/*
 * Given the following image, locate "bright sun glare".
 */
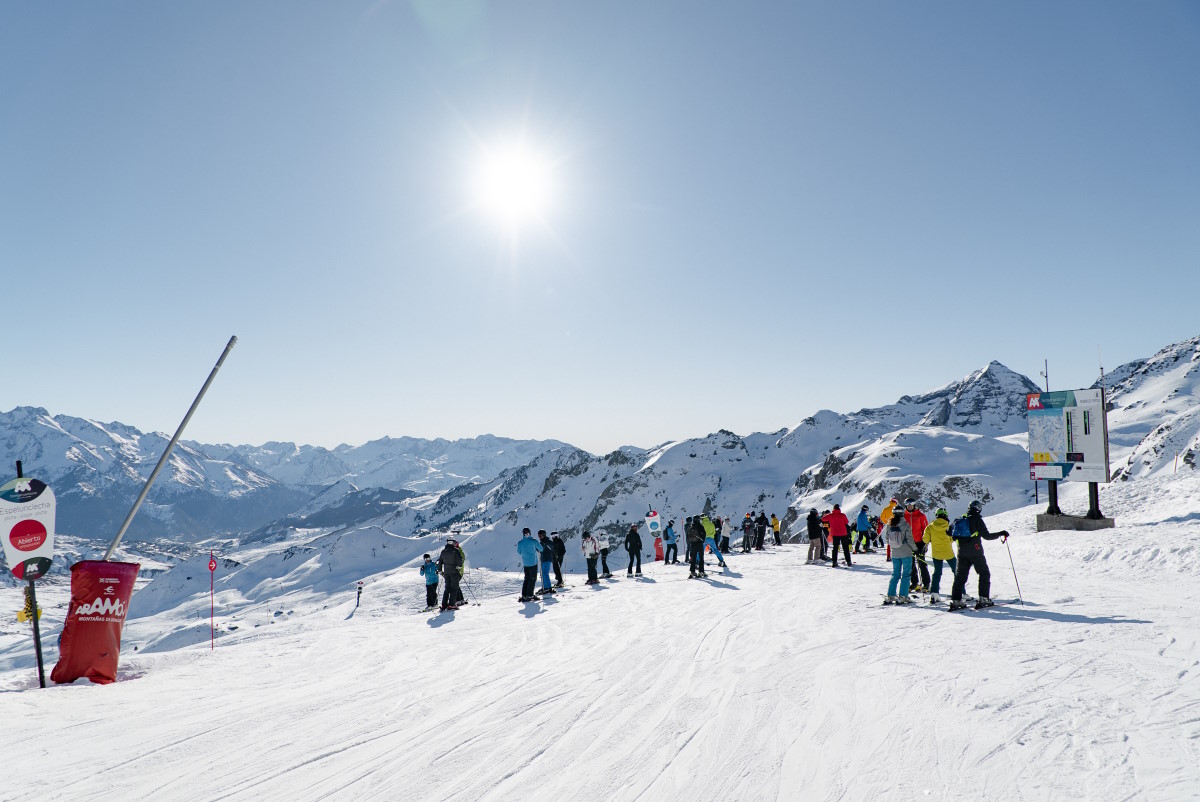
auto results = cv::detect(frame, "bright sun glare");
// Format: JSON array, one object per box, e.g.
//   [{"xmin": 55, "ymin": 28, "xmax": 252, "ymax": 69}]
[{"xmin": 474, "ymin": 142, "xmax": 553, "ymax": 228}]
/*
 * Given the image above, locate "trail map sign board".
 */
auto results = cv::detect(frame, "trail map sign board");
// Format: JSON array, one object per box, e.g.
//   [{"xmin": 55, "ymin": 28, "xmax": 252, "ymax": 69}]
[{"xmin": 1026, "ymin": 389, "xmax": 1111, "ymax": 483}]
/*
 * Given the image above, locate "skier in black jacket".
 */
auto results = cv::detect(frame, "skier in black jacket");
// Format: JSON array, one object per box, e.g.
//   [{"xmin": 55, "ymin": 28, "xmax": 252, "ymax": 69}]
[
  {"xmin": 741, "ymin": 514, "xmax": 754, "ymax": 553},
  {"xmin": 624, "ymin": 523, "xmax": 643, "ymax": 577},
  {"xmin": 949, "ymin": 500, "xmax": 1010, "ymax": 611},
  {"xmin": 806, "ymin": 509, "xmax": 823, "ymax": 564},
  {"xmin": 436, "ymin": 538, "xmax": 466, "ymax": 610},
  {"xmin": 686, "ymin": 516, "xmax": 707, "ymax": 577},
  {"xmin": 754, "ymin": 512, "xmax": 769, "ymax": 550},
  {"xmin": 551, "ymin": 532, "xmax": 566, "ymax": 587}
]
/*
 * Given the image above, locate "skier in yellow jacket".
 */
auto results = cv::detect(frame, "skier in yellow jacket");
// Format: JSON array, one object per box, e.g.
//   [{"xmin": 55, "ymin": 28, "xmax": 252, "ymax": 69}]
[{"xmin": 923, "ymin": 508, "xmax": 956, "ymax": 604}]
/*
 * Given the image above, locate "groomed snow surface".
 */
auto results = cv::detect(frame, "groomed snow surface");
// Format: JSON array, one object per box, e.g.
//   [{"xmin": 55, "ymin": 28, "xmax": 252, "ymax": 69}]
[{"xmin": 2, "ymin": 474, "xmax": 1199, "ymax": 801}]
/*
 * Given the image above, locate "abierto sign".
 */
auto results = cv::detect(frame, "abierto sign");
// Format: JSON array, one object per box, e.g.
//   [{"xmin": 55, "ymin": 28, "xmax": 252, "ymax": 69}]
[
  {"xmin": 1026, "ymin": 389, "xmax": 1111, "ymax": 483},
  {"xmin": 0, "ymin": 477, "xmax": 56, "ymax": 580}
]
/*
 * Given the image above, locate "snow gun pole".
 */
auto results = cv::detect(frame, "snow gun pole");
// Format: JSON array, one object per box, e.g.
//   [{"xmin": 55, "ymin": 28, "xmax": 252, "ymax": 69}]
[
  {"xmin": 1004, "ymin": 537, "xmax": 1024, "ymax": 605},
  {"xmin": 103, "ymin": 336, "xmax": 238, "ymax": 562}
]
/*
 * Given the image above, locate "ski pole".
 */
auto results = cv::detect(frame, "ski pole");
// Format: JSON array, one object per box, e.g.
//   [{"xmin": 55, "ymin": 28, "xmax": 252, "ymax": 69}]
[{"xmin": 1004, "ymin": 537, "xmax": 1024, "ymax": 605}]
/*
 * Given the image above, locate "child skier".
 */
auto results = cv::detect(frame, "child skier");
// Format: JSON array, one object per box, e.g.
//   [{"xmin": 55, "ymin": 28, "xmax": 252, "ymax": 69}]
[
  {"xmin": 948, "ymin": 501, "xmax": 1010, "ymax": 611},
  {"xmin": 419, "ymin": 554, "xmax": 439, "ymax": 610}
]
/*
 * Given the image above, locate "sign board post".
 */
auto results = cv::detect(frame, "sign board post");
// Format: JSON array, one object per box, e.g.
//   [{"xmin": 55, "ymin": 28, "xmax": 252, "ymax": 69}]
[
  {"xmin": 209, "ymin": 552, "xmax": 217, "ymax": 650},
  {"xmin": 1, "ymin": 461, "xmax": 55, "ymax": 688},
  {"xmin": 1026, "ymin": 389, "xmax": 1115, "ymax": 531},
  {"xmin": 645, "ymin": 508, "xmax": 663, "ymax": 561}
]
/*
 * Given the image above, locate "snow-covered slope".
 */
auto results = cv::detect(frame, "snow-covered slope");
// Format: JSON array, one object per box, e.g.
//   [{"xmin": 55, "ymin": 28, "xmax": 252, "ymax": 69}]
[
  {"xmin": 1100, "ymin": 336, "xmax": 1200, "ymax": 479},
  {"xmin": 1, "ymin": 471, "xmax": 1196, "ymax": 801}
]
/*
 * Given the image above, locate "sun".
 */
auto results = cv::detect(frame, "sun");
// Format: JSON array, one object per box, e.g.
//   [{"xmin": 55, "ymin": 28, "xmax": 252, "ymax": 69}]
[{"xmin": 473, "ymin": 141, "xmax": 554, "ymax": 228}]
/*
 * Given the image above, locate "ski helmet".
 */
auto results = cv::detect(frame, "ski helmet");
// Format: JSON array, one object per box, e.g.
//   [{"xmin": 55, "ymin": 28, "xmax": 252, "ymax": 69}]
[
  {"xmin": 861, "ymin": 505, "xmax": 869, "ymax": 511},
  {"xmin": 934, "ymin": 508, "xmax": 948, "ymax": 520},
  {"xmin": 423, "ymin": 553, "xmax": 431, "ymax": 560},
  {"xmin": 904, "ymin": 498, "xmax": 916, "ymax": 507},
  {"xmin": 968, "ymin": 500, "xmax": 983, "ymax": 514},
  {"xmin": 809, "ymin": 508, "xmax": 818, "ymax": 515}
]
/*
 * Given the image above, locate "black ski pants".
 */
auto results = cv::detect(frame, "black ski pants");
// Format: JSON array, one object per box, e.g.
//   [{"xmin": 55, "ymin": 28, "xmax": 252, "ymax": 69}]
[
  {"xmin": 911, "ymin": 542, "xmax": 931, "ymax": 589},
  {"xmin": 754, "ymin": 528, "xmax": 766, "ymax": 549},
  {"xmin": 586, "ymin": 556, "xmax": 599, "ymax": 583},
  {"xmin": 425, "ymin": 583, "xmax": 438, "ymax": 608},
  {"xmin": 690, "ymin": 541, "xmax": 705, "ymax": 573},
  {"xmin": 600, "ymin": 548, "xmax": 610, "ymax": 575},
  {"xmin": 627, "ymin": 549, "xmax": 641, "ymax": 574},
  {"xmin": 950, "ymin": 540, "xmax": 991, "ymax": 601},
  {"xmin": 442, "ymin": 569, "xmax": 462, "ymax": 608},
  {"xmin": 831, "ymin": 536, "xmax": 852, "ymax": 566},
  {"xmin": 720, "ymin": 536, "xmax": 730, "ymax": 553},
  {"xmin": 664, "ymin": 543, "xmax": 678, "ymax": 563},
  {"xmin": 552, "ymin": 558, "xmax": 563, "ymax": 585},
  {"xmin": 521, "ymin": 565, "xmax": 538, "ymax": 598}
]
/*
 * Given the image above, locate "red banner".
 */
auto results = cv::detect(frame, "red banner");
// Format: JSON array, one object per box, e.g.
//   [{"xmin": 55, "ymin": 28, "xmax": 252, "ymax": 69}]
[{"xmin": 51, "ymin": 561, "xmax": 140, "ymax": 685}]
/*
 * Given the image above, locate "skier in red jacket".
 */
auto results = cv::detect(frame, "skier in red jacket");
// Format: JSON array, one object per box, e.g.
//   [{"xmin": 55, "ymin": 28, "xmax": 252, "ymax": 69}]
[
  {"xmin": 903, "ymin": 499, "xmax": 931, "ymax": 592},
  {"xmin": 822, "ymin": 504, "xmax": 853, "ymax": 568}
]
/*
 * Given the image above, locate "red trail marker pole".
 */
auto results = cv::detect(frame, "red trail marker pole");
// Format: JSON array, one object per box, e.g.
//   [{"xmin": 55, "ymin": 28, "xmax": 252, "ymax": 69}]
[{"xmin": 209, "ymin": 551, "xmax": 217, "ymax": 650}]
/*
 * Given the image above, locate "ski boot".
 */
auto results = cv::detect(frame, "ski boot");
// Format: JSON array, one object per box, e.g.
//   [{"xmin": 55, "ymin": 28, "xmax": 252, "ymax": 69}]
[
  {"xmin": 948, "ymin": 600, "xmax": 969, "ymax": 612},
  {"xmin": 974, "ymin": 597, "xmax": 994, "ymax": 609},
  {"xmin": 929, "ymin": 593, "xmax": 941, "ymax": 604},
  {"xmin": 882, "ymin": 596, "xmax": 896, "ymax": 605}
]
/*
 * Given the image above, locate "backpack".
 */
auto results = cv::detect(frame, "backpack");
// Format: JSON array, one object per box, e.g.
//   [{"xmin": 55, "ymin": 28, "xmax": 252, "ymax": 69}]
[{"xmin": 951, "ymin": 516, "xmax": 972, "ymax": 539}]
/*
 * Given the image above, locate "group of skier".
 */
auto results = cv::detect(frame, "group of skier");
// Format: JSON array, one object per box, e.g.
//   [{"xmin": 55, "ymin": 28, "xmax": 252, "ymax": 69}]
[
  {"xmin": 801, "ymin": 497, "xmax": 1010, "ymax": 610},
  {"xmin": 420, "ymin": 498, "xmax": 1009, "ymax": 613}
]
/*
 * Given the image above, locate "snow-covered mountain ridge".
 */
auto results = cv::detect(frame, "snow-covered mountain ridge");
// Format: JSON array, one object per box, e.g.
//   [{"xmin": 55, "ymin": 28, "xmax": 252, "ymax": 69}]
[{"xmin": 0, "ymin": 407, "xmax": 568, "ymax": 543}]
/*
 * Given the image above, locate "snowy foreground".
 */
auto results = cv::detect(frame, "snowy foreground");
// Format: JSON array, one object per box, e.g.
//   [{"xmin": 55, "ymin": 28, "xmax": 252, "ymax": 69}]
[{"xmin": 3, "ymin": 476, "xmax": 1199, "ymax": 801}]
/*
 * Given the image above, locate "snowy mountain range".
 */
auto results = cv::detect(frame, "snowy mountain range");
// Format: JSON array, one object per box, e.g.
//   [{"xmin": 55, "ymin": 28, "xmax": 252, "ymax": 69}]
[
  {"xmin": 4, "ymin": 335, "xmax": 1199, "ymax": 577},
  {"xmin": 0, "ymin": 408, "xmax": 565, "ymax": 543}
]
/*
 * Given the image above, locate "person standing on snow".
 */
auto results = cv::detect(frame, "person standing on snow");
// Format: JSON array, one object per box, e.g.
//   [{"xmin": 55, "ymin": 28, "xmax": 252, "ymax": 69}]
[
  {"xmin": 805, "ymin": 509, "xmax": 823, "ymax": 563},
  {"xmin": 436, "ymin": 537, "xmax": 466, "ymax": 610},
  {"xmin": 853, "ymin": 505, "xmax": 874, "ymax": 554},
  {"xmin": 624, "ymin": 523, "xmax": 643, "ymax": 577},
  {"xmin": 596, "ymin": 531, "xmax": 613, "ymax": 578},
  {"xmin": 581, "ymin": 531, "xmax": 601, "ymax": 585},
  {"xmin": 716, "ymin": 516, "xmax": 731, "ymax": 554},
  {"xmin": 904, "ymin": 500, "xmax": 931, "ymax": 592},
  {"xmin": 822, "ymin": 505, "xmax": 853, "ymax": 567},
  {"xmin": 880, "ymin": 497, "xmax": 900, "ymax": 527},
  {"xmin": 516, "ymin": 528, "xmax": 542, "ymax": 602},
  {"xmin": 687, "ymin": 515, "xmax": 708, "ymax": 577},
  {"xmin": 923, "ymin": 508, "xmax": 956, "ymax": 604},
  {"xmin": 419, "ymin": 553, "xmax": 439, "ymax": 610},
  {"xmin": 700, "ymin": 513, "xmax": 727, "ymax": 568},
  {"xmin": 949, "ymin": 501, "xmax": 1009, "ymax": 611},
  {"xmin": 754, "ymin": 512, "xmax": 769, "ymax": 550},
  {"xmin": 663, "ymin": 520, "xmax": 679, "ymax": 564},
  {"xmin": 741, "ymin": 513, "xmax": 754, "ymax": 553},
  {"xmin": 883, "ymin": 512, "xmax": 916, "ymax": 604},
  {"xmin": 551, "ymin": 532, "xmax": 567, "ymax": 587},
  {"xmin": 537, "ymin": 530, "xmax": 557, "ymax": 595},
  {"xmin": 770, "ymin": 513, "xmax": 782, "ymax": 546}
]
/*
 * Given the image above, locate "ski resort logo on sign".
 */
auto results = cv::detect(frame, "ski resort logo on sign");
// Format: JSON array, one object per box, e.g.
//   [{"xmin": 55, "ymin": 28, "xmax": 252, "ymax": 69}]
[{"xmin": 0, "ymin": 477, "xmax": 48, "ymax": 504}]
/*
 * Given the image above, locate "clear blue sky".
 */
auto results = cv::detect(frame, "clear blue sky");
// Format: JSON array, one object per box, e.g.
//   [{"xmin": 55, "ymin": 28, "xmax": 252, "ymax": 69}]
[{"xmin": 3, "ymin": 2, "xmax": 1198, "ymax": 455}]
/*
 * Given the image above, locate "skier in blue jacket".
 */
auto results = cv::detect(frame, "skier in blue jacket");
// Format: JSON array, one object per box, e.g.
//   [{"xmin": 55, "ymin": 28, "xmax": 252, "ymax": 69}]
[
  {"xmin": 419, "ymin": 554, "xmax": 439, "ymax": 610},
  {"xmin": 663, "ymin": 520, "xmax": 679, "ymax": 564},
  {"xmin": 516, "ymin": 528, "xmax": 543, "ymax": 602},
  {"xmin": 854, "ymin": 505, "xmax": 875, "ymax": 554}
]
